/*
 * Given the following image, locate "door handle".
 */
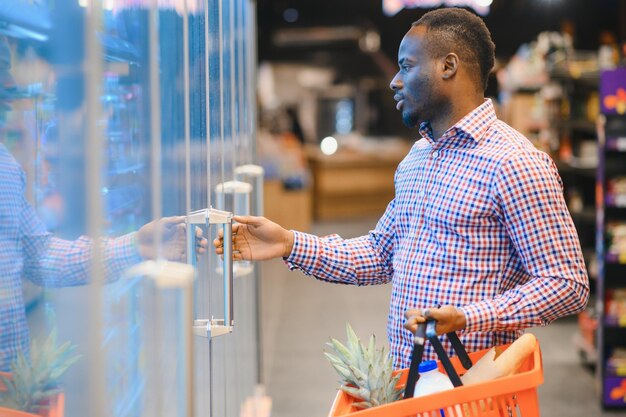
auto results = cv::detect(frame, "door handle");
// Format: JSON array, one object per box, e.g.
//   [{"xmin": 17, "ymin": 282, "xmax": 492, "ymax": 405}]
[
  {"xmin": 215, "ymin": 180, "xmax": 254, "ymax": 276},
  {"xmin": 187, "ymin": 207, "xmax": 234, "ymax": 338},
  {"xmin": 234, "ymin": 164, "xmax": 265, "ymax": 216}
]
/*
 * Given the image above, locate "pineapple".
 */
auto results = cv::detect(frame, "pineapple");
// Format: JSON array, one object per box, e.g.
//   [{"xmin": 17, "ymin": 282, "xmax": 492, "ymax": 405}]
[
  {"xmin": 0, "ymin": 329, "xmax": 81, "ymax": 414},
  {"xmin": 325, "ymin": 323, "xmax": 403, "ymax": 410}
]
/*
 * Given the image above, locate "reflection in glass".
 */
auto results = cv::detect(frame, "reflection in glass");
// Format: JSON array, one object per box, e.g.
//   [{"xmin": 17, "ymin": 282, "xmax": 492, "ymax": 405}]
[{"xmin": 0, "ymin": 0, "xmax": 257, "ymax": 416}]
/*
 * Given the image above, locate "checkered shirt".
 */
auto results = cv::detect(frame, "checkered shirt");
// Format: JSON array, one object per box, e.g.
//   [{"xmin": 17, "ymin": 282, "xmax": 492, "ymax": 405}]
[
  {"xmin": 0, "ymin": 143, "xmax": 142, "ymax": 371},
  {"xmin": 286, "ymin": 100, "xmax": 589, "ymax": 369}
]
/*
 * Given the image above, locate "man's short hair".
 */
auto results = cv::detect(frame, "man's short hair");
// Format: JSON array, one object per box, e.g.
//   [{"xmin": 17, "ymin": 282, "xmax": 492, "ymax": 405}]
[{"xmin": 412, "ymin": 8, "xmax": 495, "ymax": 92}]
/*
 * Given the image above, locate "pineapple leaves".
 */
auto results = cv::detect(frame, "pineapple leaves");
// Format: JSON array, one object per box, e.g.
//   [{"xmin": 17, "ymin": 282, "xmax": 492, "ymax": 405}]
[
  {"xmin": 0, "ymin": 328, "xmax": 81, "ymax": 413},
  {"xmin": 324, "ymin": 323, "xmax": 403, "ymax": 410}
]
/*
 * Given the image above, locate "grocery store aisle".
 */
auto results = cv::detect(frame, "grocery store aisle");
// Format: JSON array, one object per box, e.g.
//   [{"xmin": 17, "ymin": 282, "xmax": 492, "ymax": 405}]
[{"xmin": 260, "ymin": 219, "xmax": 620, "ymax": 417}]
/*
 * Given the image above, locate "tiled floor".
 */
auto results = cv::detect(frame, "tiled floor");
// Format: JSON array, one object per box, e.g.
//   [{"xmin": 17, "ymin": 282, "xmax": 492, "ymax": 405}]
[{"xmin": 260, "ymin": 219, "xmax": 625, "ymax": 417}]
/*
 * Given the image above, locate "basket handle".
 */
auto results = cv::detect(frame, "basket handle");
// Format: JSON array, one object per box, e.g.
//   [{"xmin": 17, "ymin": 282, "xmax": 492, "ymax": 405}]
[
  {"xmin": 426, "ymin": 321, "xmax": 463, "ymax": 387},
  {"xmin": 445, "ymin": 326, "xmax": 473, "ymax": 370},
  {"xmin": 403, "ymin": 322, "xmax": 427, "ymax": 399},
  {"xmin": 403, "ymin": 319, "xmax": 474, "ymax": 398}
]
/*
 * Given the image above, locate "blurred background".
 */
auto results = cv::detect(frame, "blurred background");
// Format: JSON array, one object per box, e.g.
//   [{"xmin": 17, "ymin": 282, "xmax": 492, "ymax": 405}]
[{"xmin": 0, "ymin": 0, "xmax": 625, "ymax": 417}]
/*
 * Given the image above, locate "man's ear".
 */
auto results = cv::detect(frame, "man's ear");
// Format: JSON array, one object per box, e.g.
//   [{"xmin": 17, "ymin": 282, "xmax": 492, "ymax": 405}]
[{"xmin": 441, "ymin": 53, "xmax": 459, "ymax": 79}]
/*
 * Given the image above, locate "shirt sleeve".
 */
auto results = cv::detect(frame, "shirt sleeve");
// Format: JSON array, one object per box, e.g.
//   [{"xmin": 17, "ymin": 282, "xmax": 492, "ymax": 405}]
[
  {"xmin": 460, "ymin": 151, "xmax": 589, "ymax": 332},
  {"xmin": 284, "ymin": 198, "xmax": 397, "ymax": 286},
  {"xmin": 20, "ymin": 192, "xmax": 143, "ymax": 287}
]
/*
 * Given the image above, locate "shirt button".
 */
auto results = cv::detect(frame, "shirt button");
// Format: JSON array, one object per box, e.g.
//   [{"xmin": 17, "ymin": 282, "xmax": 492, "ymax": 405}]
[{"xmin": 432, "ymin": 151, "xmax": 439, "ymax": 159}]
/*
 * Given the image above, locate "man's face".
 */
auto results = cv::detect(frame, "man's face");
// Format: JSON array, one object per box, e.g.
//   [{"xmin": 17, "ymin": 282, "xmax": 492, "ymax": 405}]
[{"xmin": 389, "ymin": 26, "xmax": 440, "ymax": 129}]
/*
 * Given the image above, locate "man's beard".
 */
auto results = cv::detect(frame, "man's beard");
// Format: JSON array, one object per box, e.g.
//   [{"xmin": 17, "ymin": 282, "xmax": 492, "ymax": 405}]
[{"xmin": 401, "ymin": 109, "xmax": 420, "ymax": 129}]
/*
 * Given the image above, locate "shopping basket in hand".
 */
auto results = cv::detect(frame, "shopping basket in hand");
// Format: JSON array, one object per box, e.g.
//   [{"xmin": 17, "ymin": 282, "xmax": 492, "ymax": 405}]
[{"xmin": 329, "ymin": 320, "xmax": 543, "ymax": 417}]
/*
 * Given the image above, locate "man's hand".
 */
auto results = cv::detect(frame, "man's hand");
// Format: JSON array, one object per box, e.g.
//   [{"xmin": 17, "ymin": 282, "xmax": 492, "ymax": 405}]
[
  {"xmin": 213, "ymin": 215, "xmax": 294, "ymax": 261},
  {"xmin": 137, "ymin": 216, "xmax": 208, "ymax": 262},
  {"xmin": 404, "ymin": 305, "xmax": 467, "ymax": 335}
]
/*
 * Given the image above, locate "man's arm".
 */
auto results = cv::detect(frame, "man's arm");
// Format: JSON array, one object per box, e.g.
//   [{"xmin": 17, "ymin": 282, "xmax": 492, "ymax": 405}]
[
  {"xmin": 216, "ymin": 198, "xmax": 397, "ymax": 286},
  {"xmin": 20, "ymin": 195, "xmax": 143, "ymax": 287},
  {"xmin": 285, "ymin": 198, "xmax": 396, "ymax": 285},
  {"xmin": 21, "ymin": 195, "xmax": 202, "ymax": 287},
  {"xmin": 460, "ymin": 151, "xmax": 589, "ymax": 333}
]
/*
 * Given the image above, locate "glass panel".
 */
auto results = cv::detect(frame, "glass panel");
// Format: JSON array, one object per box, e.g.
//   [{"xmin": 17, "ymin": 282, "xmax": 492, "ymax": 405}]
[
  {"xmin": 1, "ymin": 1, "xmax": 101, "ymax": 415},
  {"xmin": 0, "ymin": 0, "xmax": 257, "ymax": 416}
]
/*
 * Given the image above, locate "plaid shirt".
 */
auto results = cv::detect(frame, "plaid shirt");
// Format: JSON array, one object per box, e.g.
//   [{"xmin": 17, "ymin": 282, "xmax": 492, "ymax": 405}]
[
  {"xmin": 0, "ymin": 143, "xmax": 142, "ymax": 371},
  {"xmin": 286, "ymin": 100, "xmax": 589, "ymax": 369}
]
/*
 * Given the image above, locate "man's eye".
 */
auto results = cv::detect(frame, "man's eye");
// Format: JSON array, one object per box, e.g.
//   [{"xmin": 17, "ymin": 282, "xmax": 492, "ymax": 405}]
[{"xmin": 402, "ymin": 65, "xmax": 411, "ymax": 71}]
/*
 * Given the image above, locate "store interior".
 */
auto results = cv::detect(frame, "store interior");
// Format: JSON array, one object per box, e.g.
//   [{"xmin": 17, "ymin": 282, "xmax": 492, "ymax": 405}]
[
  {"xmin": 256, "ymin": 0, "xmax": 626, "ymax": 416},
  {"xmin": 0, "ymin": 0, "xmax": 626, "ymax": 416}
]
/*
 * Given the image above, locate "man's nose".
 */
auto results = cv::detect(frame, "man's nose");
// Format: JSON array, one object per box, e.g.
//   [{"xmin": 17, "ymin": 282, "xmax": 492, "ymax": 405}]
[{"xmin": 389, "ymin": 73, "xmax": 402, "ymax": 91}]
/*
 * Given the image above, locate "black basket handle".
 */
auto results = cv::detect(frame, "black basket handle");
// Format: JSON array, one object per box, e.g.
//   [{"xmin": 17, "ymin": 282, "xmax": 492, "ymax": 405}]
[
  {"xmin": 403, "ymin": 322, "xmax": 427, "ymax": 399},
  {"xmin": 403, "ymin": 319, "xmax": 473, "ymax": 399}
]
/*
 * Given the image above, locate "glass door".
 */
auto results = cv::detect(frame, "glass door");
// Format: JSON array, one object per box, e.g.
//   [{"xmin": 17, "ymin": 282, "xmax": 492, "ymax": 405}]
[{"xmin": 0, "ymin": 0, "xmax": 259, "ymax": 416}]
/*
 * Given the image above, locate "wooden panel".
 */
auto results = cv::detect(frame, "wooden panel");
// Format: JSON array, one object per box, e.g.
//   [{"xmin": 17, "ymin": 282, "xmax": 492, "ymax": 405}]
[
  {"xmin": 315, "ymin": 192, "xmax": 395, "ymax": 221},
  {"xmin": 306, "ymin": 144, "xmax": 409, "ymax": 221},
  {"xmin": 264, "ymin": 180, "xmax": 312, "ymax": 232},
  {"xmin": 315, "ymin": 166, "xmax": 396, "ymax": 195}
]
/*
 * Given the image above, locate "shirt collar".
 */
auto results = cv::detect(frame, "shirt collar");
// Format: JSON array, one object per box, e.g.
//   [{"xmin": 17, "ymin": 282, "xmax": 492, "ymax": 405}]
[{"xmin": 418, "ymin": 99, "xmax": 497, "ymax": 146}]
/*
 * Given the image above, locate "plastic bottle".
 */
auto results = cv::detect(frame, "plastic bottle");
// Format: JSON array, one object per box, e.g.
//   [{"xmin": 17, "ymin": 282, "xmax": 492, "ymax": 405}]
[
  {"xmin": 414, "ymin": 360, "xmax": 454, "ymax": 396},
  {"xmin": 414, "ymin": 360, "xmax": 454, "ymax": 417}
]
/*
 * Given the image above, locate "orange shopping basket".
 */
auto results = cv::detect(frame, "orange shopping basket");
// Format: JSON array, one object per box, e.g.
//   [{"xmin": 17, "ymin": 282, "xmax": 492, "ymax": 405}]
[{"xmin": 329, "ymin": 320, "xmax": 543, "ymax": 417}]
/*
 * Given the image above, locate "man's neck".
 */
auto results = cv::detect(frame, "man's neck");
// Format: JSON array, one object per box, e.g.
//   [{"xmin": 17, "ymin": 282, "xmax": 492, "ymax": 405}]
[{"xmin": 430, "ymin": 95, "xmax": 484, "ymax": 140}]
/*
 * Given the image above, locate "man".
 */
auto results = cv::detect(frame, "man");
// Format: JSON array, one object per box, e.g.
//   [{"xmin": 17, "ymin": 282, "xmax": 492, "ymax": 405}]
[
  {"xmin": 214, "ymin": 8, "xmax": 589, "ymax": 369},
  {"xmin": 0, "ymin": 35, "xmax": 206, "ymax": 371}
]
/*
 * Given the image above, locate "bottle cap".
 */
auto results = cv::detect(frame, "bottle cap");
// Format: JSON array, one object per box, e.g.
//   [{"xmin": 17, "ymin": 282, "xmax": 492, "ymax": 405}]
[{"xmin": 418, "ymin": 360, "xmax": 438, "ymax": 373}]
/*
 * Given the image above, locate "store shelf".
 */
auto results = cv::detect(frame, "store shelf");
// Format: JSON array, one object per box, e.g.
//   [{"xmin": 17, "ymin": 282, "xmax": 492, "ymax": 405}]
[
  {"xmin": 598, "ymin": 68, "xmax": 626, "ymax": 410},
  {"xmin": 556, "ymin": 160, "xmax": 597, "ymax": 177},
  {"xmin": 606, "ymin": 197, "xmax": 626, "ymax": 208},
  {"xmin": 605, "ymin": 262, "xmax": 626, "ymax": 271},
  {"xmin": 604, "ymin": 322, "xmax": 626, "ymax": 329},
  {"xmin": 606, "ymin": 253, "xmax": 626, "ymax": 264},
  {"xmin": 557, "ymin": 119, "xmax": 597, "ymax": 133},
  {"xmin": 570, "ymin": 208, "xmax": 597, "ymax": 223},
  {"xmin": 607, "ymin": 137, "xmax": 626, "ymax": 152},
  {"xmin": 549, "ymin": 67, "xmax": 600, "ymax": 88}
]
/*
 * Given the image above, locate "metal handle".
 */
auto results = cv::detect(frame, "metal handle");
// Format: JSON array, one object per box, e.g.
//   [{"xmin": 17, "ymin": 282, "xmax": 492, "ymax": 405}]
[
  {"xmin": 221, "ymin": 221, "xmax": 234, "ymax": 328},
  {"xmin": 234, "ymin": 164, "xmax": 265, "ymax": 216},
  {"xmin": 187, "ymin": 207, "xmax": 234, "ymax": 338},
  {"xmin": 216, "ymin": 179, "xmax": 255, "ymax": 277}
]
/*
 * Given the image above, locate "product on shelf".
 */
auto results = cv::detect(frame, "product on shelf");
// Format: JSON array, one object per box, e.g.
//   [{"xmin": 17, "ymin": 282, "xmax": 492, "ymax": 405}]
[
  {"xmin": 607, "ymin": 348, "xmax": 626, "ymax": 377},
  {"xmin": 607, "ymin": 176, "xmax": 626, "ymax": 207},
  {"xmin": 607, "ymin": 136, "xmax": 626, "ymax": 151},
  {"xmin": 605, "ymin": 347, "xmax": 626, "ymax": 406},
  {"xmin": 606, "ymin": 222, "xmax": 626, "ymax": 263},
  {"xmin": 605, "ymin": 289, "xmax": 626, "ymax": 327}
]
